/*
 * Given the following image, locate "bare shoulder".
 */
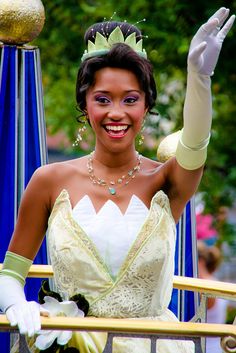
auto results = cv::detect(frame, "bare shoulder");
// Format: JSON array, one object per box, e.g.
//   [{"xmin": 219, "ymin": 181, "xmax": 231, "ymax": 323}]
[
  {"xmin": 136, "ymin": 155, "xmax": 168, "ymax": 196},
  {"xmin": 32, "ymin": 156, "xmax": 87, "ymax": 182},
  {"xmin": 141, "ymin": 155, "xmax": 163, "ymax": 172},
  {"xmin": 23, "ymin": 157, "xmax": 87, "ymax": 207},
  {"xmin": 141, "ymin": 155, "xmax": 167, "ymax": 184}
]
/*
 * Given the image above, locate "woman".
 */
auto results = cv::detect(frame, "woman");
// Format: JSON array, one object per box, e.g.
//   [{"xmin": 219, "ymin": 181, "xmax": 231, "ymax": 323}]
[{"xmin": 0, "ymin": 7, "xmax": 234, "ymax": 353}]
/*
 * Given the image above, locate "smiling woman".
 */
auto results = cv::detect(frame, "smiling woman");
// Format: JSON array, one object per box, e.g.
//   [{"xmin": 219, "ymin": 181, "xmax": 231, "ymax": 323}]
[
  {"xmin": 0, "ymin": 7, "xmax": 235, "ymax": 353},
  {"xmin": 85, "ymin": 67, "xmax": 147, "ymax": 153}
]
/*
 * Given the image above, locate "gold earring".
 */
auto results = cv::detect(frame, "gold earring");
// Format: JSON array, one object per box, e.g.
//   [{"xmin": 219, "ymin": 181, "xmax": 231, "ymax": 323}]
[
  {"xmin": 138, "ymin": 132, "xmax": 145, "ymax": 145},
  {"xmin": 138, "ymin": 120, "xmax": 146, "ymax": 145},
  {"xmin": 73, "ymin": 119, "xmax": 87, "ymax": 147}
]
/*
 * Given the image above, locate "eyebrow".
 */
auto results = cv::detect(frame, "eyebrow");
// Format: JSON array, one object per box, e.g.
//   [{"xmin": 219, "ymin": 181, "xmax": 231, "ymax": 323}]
[{"xmin": 92, "ymin": 89, "xmax": 142, "ymax": 94}]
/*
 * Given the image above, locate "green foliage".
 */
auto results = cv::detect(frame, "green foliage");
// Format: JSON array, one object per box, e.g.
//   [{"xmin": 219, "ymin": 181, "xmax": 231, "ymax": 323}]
[{"xmin": 34, "ymin": 0, "xmax": 236, "ymax": 239}]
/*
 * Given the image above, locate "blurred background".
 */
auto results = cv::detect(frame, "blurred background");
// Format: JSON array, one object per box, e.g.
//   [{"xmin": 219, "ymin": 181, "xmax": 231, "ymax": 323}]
[{"xmin": 32, "ymin": 0, "xmax": 236, "ymax": 322}]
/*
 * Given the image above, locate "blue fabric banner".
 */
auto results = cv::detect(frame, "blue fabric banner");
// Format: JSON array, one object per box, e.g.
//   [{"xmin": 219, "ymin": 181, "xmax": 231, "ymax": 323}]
[
  {"xmin": 0, "ymin": 45, "xmax": 18, "ymax": 352},
  {"xmin": 169, "ymin": 198, "xmax": 199, "ymax": 321},
  {"xmin": 20, "ymin": 49, "xmax": 48, "ymax": 302},
  {"xmin": 0, "ymin": 45, "xmax": 48, "ymax": 351}
]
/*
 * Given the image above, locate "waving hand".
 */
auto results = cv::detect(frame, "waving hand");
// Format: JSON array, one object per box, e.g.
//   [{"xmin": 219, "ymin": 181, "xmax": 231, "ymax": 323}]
[{"xmin": 188, "ymin": 7, "xmax": 235, "ymax": 75}]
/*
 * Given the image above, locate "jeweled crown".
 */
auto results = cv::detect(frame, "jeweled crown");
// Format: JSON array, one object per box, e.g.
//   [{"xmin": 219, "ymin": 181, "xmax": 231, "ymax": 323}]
[{"xmin": 81, "ymin": 26, "xmax": 147, "ymax": 61}]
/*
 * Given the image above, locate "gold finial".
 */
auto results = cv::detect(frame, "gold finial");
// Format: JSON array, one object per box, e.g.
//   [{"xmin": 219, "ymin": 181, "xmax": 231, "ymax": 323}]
[
  {"xmin": 157, "ymin": 130, "xmax": 181, "ymax": 162},
  {"xmin": 0, "ymin": 0, "xmax": 45, "ymax": 45}
]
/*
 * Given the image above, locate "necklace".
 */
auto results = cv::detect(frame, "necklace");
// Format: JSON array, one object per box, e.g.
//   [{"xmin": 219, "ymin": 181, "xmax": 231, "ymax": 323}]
[{"xmin": 87, "ymin": 151, "xmax": 142, "ymax": 195}]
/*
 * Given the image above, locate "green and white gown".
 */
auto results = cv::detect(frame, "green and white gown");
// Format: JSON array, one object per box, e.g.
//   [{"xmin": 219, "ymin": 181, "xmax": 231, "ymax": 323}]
[{"xmin": 29, "ymin": 189, "xmax": 195, "ymax": 353}]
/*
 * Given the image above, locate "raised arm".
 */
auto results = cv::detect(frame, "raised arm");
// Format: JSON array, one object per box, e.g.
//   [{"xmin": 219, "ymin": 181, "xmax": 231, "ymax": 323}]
[
  {"xmin": 166, "ymin": 7, "xmax": 235, "ymax": 220},
  {"xmin": 177, "ymin": 7, "xmax": 235, "ymax": 168}
]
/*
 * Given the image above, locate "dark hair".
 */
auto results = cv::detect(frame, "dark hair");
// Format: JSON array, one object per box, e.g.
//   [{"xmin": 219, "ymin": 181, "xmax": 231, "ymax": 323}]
[
  {"xmin": 197, "ymin": 241, "xmax": 222, "ymax": 274},
  {"xmin": 76, "ymin": 21, "xmax": 157, "ymax": 116},
  {"xmin": 84, "ymin": 21, "xmax": 143, "ymax": 43}
]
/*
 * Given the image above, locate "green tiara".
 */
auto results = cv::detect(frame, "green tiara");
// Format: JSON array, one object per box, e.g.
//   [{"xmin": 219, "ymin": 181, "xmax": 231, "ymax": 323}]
[{"xmin": 81, "ymin": 26, "xmax": 147, "ymax": 61}]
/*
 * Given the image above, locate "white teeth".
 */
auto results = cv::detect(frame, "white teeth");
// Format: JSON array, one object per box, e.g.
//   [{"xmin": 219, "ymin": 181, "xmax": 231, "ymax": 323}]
[{"xmin": 106, "ymin": 125, "xmax": 128, "ymax": 131}]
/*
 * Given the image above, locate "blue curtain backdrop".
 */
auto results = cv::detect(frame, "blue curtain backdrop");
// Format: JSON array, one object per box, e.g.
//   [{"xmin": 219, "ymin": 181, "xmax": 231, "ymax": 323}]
[{"xmin": 0, "ymin": 45, "xmax": 48, "ymax": 352}]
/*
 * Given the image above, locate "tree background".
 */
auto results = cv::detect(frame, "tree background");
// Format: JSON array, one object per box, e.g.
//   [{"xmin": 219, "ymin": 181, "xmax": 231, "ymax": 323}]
[{"xmin": 34, "ymin": 0, "xmax": 236, "ymax": 244}]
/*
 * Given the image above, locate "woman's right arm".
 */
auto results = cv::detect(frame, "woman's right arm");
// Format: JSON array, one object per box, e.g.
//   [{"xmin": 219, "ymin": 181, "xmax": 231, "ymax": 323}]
[
  {"xmin": 8, "ymin": 165, "xmax": 52, "ymax": 258},
  {"xmin": 0, "ymin": 165, "xmax": 53, "ymax": 336}
]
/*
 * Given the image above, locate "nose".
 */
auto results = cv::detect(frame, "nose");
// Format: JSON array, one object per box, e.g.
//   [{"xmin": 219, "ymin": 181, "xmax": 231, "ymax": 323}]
[{"xmin": 107, "ymin": 103, "xmax": 125, "ymax": 120}]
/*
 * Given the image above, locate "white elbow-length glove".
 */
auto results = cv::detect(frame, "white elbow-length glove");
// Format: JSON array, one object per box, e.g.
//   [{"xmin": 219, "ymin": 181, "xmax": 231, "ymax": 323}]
[
  {"xmin": 0, "ymin": 251, "xmax": 48, "ymax": 337},
  {"xmin": 176, "ymin": 7, "xmax": 235, "ymax": 170},
  {"xmin": 0, "ymin": 275, "xmax": 42, "ymax": 337}
]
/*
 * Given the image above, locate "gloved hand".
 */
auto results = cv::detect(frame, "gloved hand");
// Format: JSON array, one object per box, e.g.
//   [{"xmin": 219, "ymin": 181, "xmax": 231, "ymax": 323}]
[
  {"xmin": 0, "ymin": 275, "xmax": 49, "ymax": 337},
  {"xmin": 188, "ymin": 7, "xmax": 235, "ymax": 75},
  {"xmin": 176, "ymin": 7, "xmax": 235, "ymax": 169},
  {"xmin": 6, "ymin": 300, "xmax": 42, "ymax": 337}
]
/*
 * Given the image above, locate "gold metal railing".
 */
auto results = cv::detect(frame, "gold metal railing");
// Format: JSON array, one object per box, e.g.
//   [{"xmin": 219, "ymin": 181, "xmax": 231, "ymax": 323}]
[
  {"xmin": 2, "ymin": 264, "xmax": 234, "ymax": 300},
  {"xmin": 0, "ymin": 315, "xmax": 235, "ymax": 337},
  {"xmin": 1, "ymin": 264, "xmax": 236, "ymax": 353}
]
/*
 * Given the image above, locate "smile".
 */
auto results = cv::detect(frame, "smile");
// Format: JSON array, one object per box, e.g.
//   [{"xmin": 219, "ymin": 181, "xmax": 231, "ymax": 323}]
[{"xmin": 104, "ymin": 124, "xmax": 129, "ymax": 138}]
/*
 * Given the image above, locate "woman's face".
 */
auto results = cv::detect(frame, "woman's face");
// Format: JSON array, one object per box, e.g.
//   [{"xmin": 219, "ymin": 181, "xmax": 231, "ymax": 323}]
[{"xmin": 85, "ymin": 67, "xmax": 147, "ymax": 152}]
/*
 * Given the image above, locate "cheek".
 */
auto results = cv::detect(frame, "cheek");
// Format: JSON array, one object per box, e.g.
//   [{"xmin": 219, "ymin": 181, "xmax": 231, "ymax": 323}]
[
  {"xmin": 86, "ymin": 104, "xmax": 100, "ymax": 120},
  {"xmin": 86, "ymin": 108, "xmax": 104, "ymax": 130},
  {"xmin": 132, "ymin": 106, "xmax": 146, "ymax": 122}
]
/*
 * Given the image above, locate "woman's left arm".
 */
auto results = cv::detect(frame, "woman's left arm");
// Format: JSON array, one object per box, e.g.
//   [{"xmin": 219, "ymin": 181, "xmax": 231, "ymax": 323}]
[
  {"xmin": 167, "ymin": 7, "xmax": 235, "ymax": 220},
  {"xmin": 177, "ymin": 7, "xmax": 234, "ymax": 168}
]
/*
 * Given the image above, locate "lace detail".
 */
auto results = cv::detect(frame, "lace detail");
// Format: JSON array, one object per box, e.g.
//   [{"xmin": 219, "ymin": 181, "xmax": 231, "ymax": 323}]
[
  {"xmin": 49, "ymin": 191, "xmax": 113, "ymax": 279},
  {"xmin": 47, "ymin": 200, "xmax": 113, "ymax": 301},
  {"xmin": 119, "ymin": 191, "xmax": 174, "ymax": 275}
]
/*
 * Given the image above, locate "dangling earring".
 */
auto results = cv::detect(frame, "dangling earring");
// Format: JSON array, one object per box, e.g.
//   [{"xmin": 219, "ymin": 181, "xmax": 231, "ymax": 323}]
[
  {"xmin": 73, "ymin": 117, "xmax": 87, "ymax": 147},
  {"xmin": 138, "ymin": 123, "xmax": 145, "ymax": 146},
  {"xmin": 138, "ymin": 130, "xmax": 145, "ymax": 145}
]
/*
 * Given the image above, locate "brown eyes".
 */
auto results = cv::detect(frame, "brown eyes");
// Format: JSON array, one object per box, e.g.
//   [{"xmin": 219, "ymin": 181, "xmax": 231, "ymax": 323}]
[
  {"xmin": 95, "ymin": 96, "xmax": 110, "ymax": 104},
  {"xmin": 95, "ymin": 96, "xmax": 139, "ymax": 104}
]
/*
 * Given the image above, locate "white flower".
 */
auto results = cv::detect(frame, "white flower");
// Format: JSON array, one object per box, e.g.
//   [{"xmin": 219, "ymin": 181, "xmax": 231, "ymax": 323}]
[{"xmin": 35, "ymin": 296, "xmax": 84, "ymax": 350}]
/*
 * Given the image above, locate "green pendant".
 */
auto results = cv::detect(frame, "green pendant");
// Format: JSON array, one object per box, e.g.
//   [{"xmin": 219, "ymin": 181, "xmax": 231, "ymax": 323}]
[{"xmin": 108, "ymin": 187, "xmax": 116, "ymax": 195}]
